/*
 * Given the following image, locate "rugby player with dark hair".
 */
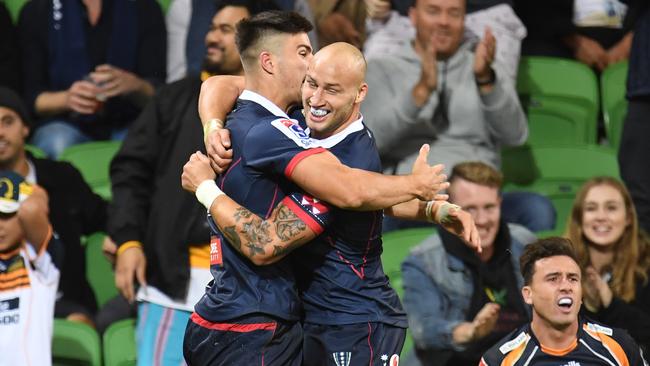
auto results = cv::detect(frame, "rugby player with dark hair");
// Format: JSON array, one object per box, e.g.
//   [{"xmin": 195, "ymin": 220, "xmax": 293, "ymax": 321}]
[
  {"xmin": 182, "ymin": 11, "xmax": 454, "ymax": 365},
  {"xmin": 480, "ymin": 237, "xmax": 648, "ymax": 365}
]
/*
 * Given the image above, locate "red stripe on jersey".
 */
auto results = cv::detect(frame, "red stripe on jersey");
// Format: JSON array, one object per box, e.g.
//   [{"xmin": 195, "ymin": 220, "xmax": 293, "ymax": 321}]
[
  {"xmin": 281, "ymin": 196, "xmax": 325, "ymax": 235},
  {"xmin": 190, "ymin": 312, "xmax": 277, "ymax": 332},
  {"xmin": 284, "ymin": 148, "xmax": 327, "ymax": 178}
]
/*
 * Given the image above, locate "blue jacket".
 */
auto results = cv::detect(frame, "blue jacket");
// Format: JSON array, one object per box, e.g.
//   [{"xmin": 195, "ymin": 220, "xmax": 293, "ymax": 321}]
[{"xmin": 401, "ymin": 223, "xmax": 536, "ymax": 366}]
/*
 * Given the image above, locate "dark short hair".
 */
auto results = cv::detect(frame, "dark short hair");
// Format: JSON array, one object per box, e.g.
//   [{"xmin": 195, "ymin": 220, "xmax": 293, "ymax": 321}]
[
  {"xmin": 520, "ymin": 237, "xmax": 580, "ymax": 285},
  {"xmin": 0, "ymin": 87, "xmax": 30, "ymax": 127},
  {"xmin": 235, "ymin": 10, "xmax": 312, "ymax": 62}
]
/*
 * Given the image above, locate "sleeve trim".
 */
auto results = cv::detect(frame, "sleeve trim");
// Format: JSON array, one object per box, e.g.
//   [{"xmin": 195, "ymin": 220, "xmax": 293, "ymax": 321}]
[
  {"xmin": 284, "ymin": 147, "xmax": 327, "ymax": 178},
  {"xmin": 281, "ymin": 196, "xmax": 325, "ymax": 236}
]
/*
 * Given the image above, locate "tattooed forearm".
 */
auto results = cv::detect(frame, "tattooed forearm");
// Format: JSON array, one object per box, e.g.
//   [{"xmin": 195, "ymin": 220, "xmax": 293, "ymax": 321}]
[
  {"xmin": 222, "ymin": 226, "xmax": 242, "ymax": 252},
  {"xmin": 215, "ymin": 202, "xmax": 316, "ymax": 264},
  {"xmin": 233, "ymin": 207, "xmax": 253, "ymax": 222},
  {"xmin": 275, "ymin": 205, "xmax": 307, "ymax": 241}
]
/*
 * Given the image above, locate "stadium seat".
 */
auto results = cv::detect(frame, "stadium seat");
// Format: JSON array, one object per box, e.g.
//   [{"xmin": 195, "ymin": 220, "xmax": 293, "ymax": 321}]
[
  {"xmin": 52, "ymin": 319, "xmax": 102, "ymax": 366},
  {"xmin": 103, "ymin": 319, "xmax": 137, "ymax": 366},
  {"xmin": 601, "ymin": 61, "xmax": 628, "ymax": 150},
  {"xmin": 59, "ymin": 140, "xmax": 121, "ymax": 200},
  {"xmin": 85, "ymin": 232, "xmax": 119, "ymax": 308},
  {"xmin": 381, "ymin": 227, "xmax": 436, "ymax": 297},
  {"xmin": 501, "ymin": 145, "xmax": 619, "ymax": 233},
  {"xmin": 381, "ymin": 227, "xmax": 437, "ymax": 358},
  {"xmin": 25, "ymin": 144, "xmax": 46, "ymax": 158},
  {"xmin": 4, "ymin": 0, "xmax": 26, "ymax": 23},
  {"xmin": 517, "ymin": 57, "xmax": 600, "ymax": 146}
]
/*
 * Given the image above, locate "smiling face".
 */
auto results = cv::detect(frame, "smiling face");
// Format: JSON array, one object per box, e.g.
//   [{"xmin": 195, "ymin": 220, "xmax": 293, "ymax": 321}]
[
  {"xmin": 581, "ymin": 184, "xmax": 630, "ymax": 249},
  {"xmin": 203, "ymin": 6, "xmax": 250, "ymax": 75},
  {"xmin": 409, "ymin": 0, "xmax": 465, "ymax": 59},
  {"xmin": 301, "ymin": 43, "xmax": 367, "ymax": 139},
  {"xmin": 0, "ymin": 107, "xmax": 28, "ymax": 169},
  {"xmin": 523, "ymin": 255, "xmax": 582, "ymax": 330},
  {"xmin": 448, "ymin": 177, "xmax": 501, "ymax": 251}
]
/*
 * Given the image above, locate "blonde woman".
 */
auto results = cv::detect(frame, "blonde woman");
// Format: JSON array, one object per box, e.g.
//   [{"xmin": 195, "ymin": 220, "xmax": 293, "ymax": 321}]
[{"xmin": 566, "ymin": 176, "xmax": 650, "ymax": 350}]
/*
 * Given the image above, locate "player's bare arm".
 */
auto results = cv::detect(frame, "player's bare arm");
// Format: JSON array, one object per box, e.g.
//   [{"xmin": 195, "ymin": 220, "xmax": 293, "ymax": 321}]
[
  {"xmin": 182, "ymin": 152, "xmax": 320, "ymax": 265},
  {"xmin": 199, "ymin": 75, "xmax": 245, "ymax": 173},
  {"xmin": 290, "ymin": 144, "xmax": 449, "ymax": 210}
]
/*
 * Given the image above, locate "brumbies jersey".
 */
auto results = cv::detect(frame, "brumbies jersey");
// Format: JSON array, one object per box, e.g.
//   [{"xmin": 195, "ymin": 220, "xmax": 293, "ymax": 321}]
[
  {"xmin": 480, "ymin": 319, "xmax": 648, "ymax": 366},
  {"xmin": 194, "ymin": 90, "xmax": 330, "ymax": 323},
  {"xmin": 293, "ymin": 117, "xmax": 408, "ymax": 328},
  {"xmin": 0, "ymin": 235, "xmax": 59, "ymax": 366}
]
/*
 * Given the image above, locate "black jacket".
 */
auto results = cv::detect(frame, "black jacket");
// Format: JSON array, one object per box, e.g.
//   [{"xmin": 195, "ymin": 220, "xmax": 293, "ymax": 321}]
[
  {"xmin": 32, "ymin": 153, "xmax": 108, "ymax": 313},
  {"xmin": 107, "ymin": 77, "xmax": 211, "ymax": 299}
]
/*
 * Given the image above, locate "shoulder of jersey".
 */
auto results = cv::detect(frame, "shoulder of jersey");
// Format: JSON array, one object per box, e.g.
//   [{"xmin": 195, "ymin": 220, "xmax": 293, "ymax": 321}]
[
  {"xmin": 269, "ymin": 118, "xmax": 317, "ymax": 149},
  {"xmin": 584, "ymin": 322, "xmax": 614, "ymax": 337}
]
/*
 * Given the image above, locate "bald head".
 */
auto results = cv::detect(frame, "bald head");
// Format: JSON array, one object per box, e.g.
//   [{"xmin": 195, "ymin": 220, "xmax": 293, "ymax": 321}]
[
  {"xmin": 312, "ymin": 42, "xmax": 367, "ymax": 87},
  {"xmin": 302, "ymin": 42, "xmax": 368, "ymax": 139}
]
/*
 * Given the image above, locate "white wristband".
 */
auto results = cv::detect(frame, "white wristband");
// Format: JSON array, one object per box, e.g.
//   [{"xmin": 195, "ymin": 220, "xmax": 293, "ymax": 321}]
[
  {"xmin": 195, "ymin": 180, "xmax": 224, "ymax": 211},
  {"xmin": 425, "ymin": 201, "xmax": 436, "ymax": 222}
]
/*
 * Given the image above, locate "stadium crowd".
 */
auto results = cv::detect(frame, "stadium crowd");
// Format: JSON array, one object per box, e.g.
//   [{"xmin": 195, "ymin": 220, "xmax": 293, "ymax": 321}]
[{"xmin": 0, "ymin": 0, "xmax": 649, "ymax": 365}]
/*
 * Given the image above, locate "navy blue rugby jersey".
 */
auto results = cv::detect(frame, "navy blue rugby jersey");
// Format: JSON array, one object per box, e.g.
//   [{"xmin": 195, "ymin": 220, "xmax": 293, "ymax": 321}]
[
  {"xmin": 194, "ymin": 90, "xmax": 331, "ymax": 323},
  {"xmin": 293, "ymin": 117, "xmax": 408, "ymax": 328},
  {"xmin": 480, "ymin": 319, "xmax": 648, "ymax": 366}
]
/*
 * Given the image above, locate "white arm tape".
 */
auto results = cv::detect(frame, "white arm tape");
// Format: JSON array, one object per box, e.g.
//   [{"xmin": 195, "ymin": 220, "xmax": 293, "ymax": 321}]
[{"xmin": 195, "ymin": 180, "xmax": 224, "ymax": 211}]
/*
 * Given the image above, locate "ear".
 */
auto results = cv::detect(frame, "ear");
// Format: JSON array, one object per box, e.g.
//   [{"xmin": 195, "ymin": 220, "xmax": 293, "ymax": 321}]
[
  {"xmin": 21, "ymin": 124, "xmax": 29, "ymax": 139},
  {"xmin": 354, "ymin": 83, "xmax": 368, "ymax": 104},
  {"xmin": 259, "ymin": 51, "xmax": 274, "ymax": 75},
  {"xmin": 522, "ymin": 286, "xmax": 533, "ymax": 305}
]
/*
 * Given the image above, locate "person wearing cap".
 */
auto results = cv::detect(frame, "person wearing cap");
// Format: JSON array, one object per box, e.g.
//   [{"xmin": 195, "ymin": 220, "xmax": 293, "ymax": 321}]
[
  {"xmin": 0, "ymin": 86, "xmax": 107, "ymax": 327},
  {"xmin": 0, "ymin": 170, "xmax": 60, "ymax": 366}
]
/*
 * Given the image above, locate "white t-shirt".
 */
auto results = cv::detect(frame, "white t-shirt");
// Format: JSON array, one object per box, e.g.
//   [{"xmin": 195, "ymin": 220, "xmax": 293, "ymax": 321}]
[
  {"xmin": 0, "ymin": 242, "xmax": 59, "ymax": 366},
  {"xmin": 574, "ymin": 0, "xmax": 629, "ymax": 28}
]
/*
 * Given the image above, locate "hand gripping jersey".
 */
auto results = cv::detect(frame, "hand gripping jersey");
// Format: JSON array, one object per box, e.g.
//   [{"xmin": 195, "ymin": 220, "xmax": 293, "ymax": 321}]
[
  {"xmin": 0, "ymin": 238, "xmax": 59, "ymax": 366},
  {"xmin": 480, "ymin": 319, "xmax": 649, "ymax": 366},
  {"xmin": 293, "ymin": 117, "xmax": 407, "ymax": 328},
  {"xmin": 194, "ymin": 90, "xmax": 331, "ymax": 323}
]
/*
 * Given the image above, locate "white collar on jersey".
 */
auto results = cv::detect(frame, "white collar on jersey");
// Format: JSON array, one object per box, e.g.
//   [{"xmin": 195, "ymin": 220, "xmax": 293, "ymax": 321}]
[
  {"xmin": 310, "ymin": 114, "xmax": 365, "ymax": 149},
  {"xmin": 239, "ymin": 90, "xmax": 290, "ymax": 119}
]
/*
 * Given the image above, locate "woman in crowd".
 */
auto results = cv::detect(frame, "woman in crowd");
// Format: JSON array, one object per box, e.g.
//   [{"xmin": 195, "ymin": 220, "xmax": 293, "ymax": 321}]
[{"xmin": 566, "ymin": 176, "xmax": 650, "ymax": 351}]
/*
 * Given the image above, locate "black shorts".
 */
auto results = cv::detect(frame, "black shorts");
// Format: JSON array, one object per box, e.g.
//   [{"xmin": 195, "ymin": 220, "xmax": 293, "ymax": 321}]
[
  {"xmin": 183, "ymin": 312, "xmax": 302, "ymax": 366},
  {"xmin": 303, "ymin": 322, "xmax": 405, "ymax": 366}
]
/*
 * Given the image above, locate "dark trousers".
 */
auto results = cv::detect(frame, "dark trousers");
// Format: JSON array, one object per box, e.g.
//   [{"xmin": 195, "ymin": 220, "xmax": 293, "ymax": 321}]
[{"xmin": 619, "ymin": 97, "xmax": 650, "ymax": 234}]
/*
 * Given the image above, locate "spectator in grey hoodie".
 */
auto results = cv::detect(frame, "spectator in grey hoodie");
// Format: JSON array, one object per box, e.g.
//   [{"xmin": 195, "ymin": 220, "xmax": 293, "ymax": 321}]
[{"xmin": 362, "ymin": 0, "xmax": 555, "ymax": 233}]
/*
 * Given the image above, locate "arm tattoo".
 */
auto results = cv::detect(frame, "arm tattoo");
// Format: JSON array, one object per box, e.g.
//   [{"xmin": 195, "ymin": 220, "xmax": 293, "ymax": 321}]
[
  {"xmin": 275, "ymin": 205, "xmax": 307, "ymax": 241},
  {"xmin": 222, "ymin": 226, "xmax": 241, "ymax": 252},
  {"xmin": 219, "ymin": 203, "xmax": 313, "ymax": 262}
]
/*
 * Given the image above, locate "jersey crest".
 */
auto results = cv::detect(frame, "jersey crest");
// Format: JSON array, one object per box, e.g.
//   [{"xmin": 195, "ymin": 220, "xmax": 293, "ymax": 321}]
[{"xmin": 271, "ymin": 118, "xmax": 315, "ymax": 149}]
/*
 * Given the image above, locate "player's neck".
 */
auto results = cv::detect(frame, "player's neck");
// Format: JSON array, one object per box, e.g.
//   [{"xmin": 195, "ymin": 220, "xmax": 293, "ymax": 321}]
[
  {"xmin": 245, "ymin": 78, "xmax": 291, "ymax": 113},
  {"xmin": 530, "ymin": 316, "xmax": 579, "ymax": 351}
]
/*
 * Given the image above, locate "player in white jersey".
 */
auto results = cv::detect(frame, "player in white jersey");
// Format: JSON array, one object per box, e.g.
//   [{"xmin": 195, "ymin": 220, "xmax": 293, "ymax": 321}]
[{"xmin": 0, "ymin": 170, "xmax": 58, "ymax": 366}]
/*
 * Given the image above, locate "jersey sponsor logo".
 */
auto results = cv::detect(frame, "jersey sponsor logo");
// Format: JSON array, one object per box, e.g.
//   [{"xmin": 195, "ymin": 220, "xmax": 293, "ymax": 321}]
[
  {"xmin": 560, "ymin": 362, "xmax": 581, "ymax": 366},
  {"xmin": 499, "ymin": 331, "xmax": 528, "ymax": 354},
  {"xmin": 271, "ymin": 118, "xmax": 315, "ymax": 149},
  {"xmin": 332, "ymin": 352, "xmax": 351, "ymax": 366},
  {"xmin": 0, "ymin": 313, "xmax": 19, "ymax": 325},
  {"xmin": 210, "ymin": 236, "xmax": 223, "ymax": 266},
  {"xmin": 586, "ymin": 322, "xmax": 613, "ymax": 336},
  {"xmin": 0, "ymin": 297, "xmax": 18, "ymax": 312},
  {"xmin": 300, "ymin": 196, "xmax": 329, "ymax": 216}
]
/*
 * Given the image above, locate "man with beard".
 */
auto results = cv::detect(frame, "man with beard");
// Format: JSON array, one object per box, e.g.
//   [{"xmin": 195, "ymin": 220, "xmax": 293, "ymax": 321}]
[
  {"xmin": 105, "ymin": 2, "xmax": 252, "ymax": 365},
  {"xmin": 481, "ymin": 237, "xmax": 648, "ymax": 365}
]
